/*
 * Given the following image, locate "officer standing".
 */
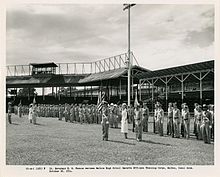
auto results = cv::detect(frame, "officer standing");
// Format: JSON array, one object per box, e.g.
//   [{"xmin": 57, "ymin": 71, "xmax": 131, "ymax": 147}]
[
  {"xmin": 101, "ymin": 101, "xmax": 109, "ymax": 141},
  {"xmin": 201, "ymin": 104, "xmax": 212, "ymax": 144},
  {"xmin": 134, "ymin": 104, "xmax": 143, "ymax": 141},
  {"xmin": 18, "ymin": 101, "xmax": 22, "ymax": 118},
  {"xmin": 142, "ymin": 103, "xmax": 149, "ymax": 132},
  {"xmin": 167, "ymin": 103, "xmax": 174, "ymax": 137},
  {"xmin": 173, "ymin": 102, "xmax": 181, "ymax": 138},
  {"xmin": 182, "ymin": 105, "xmax": 190, "ymax": 139},
  {"xmin": 7, "ymin": 102, "xmax": 12, "ymax": 124}
]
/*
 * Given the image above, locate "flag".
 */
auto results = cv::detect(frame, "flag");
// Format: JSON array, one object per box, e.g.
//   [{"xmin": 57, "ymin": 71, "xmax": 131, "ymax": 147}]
[
  {"xmin": 97, "ymin": 91, "xmax": 105, "ymax": 112},
  {"xmin": 134, "ymin": 91, "xmax": 139, "ymax": 107}
]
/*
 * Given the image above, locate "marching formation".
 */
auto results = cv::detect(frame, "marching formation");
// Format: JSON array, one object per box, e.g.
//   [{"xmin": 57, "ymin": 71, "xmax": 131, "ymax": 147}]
[{"xmin": 7, "ymin": 100, "xmax": 214, "ymax": 144}]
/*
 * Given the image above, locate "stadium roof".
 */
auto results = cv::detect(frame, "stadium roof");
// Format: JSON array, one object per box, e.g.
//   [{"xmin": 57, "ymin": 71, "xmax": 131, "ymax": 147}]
[
  {"xmin": 30, "ymin": 62, "xmax": 58, "ymax": 68},
  {"xmin": 137, "ymin": 60, "xmax": 214, "ymax": 79},
  {"xmin": 78, "ymin": 65, "xmax": 150, "ymax": 84}
]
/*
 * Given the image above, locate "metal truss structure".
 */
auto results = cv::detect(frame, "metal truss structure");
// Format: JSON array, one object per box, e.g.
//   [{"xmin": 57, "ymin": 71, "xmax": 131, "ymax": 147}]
[{"xmin": 6, "ymin": 52, "xmax": 139, "ymax": 76}]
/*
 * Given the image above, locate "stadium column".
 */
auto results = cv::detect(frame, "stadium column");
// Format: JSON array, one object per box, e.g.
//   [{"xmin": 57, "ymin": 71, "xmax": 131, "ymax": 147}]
[
  {"xmin": 165, "ymin": 77, "xmax": 168, "ymax": 111},
  {"xmin": 52, "ymin": 87, "xmax": 54, "ymax": 97},
  {"xmin": 91, "ymin": 86, "xmax": 93, "ymax": 100},
  {"xmin": 70, "ymin": 86, "xmax": 72, "ymax": 97},
  {"xmin": 119, "ymin": 79, "xmax": 122, "ymax": 100},
  {"xmin": 181, "ymin": 74, "xmax": 184, "ymax": 103},
  {"xmin": 199, "ymin": 72, "xmax": 203, "ymax": 105},
  {"xmin": 42, "ymin": 87, "xmax": 45, "ymax": 100},
  {"xmin": 139, "ymin": 80, "xmax": 142, "ymax": 101},
  {"xmin": 131, "ymin": 70, "xmax": 134, "ymax": 99},
  {"xmin": 151, "ymin": 79, "xmax": 154, "ymax": 111},
  {"xmin": 28, "ymin": 87, "xmax": 30, "ymax": 100}
]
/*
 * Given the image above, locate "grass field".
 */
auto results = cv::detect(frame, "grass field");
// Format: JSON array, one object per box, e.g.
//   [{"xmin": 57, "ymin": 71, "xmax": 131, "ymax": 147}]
[{"xmin": 6, "ymin": 114, "xmax": 214, "ymax": 165}]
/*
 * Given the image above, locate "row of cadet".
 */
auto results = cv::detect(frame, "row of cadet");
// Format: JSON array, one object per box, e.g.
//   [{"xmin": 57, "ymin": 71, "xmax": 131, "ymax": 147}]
[
  {"xmin": 10, "ymin": 101, "xmax": 214, "ymax": 143},
  {"xmin": 100, "ymin": 101, "xmax": 214, "ymax": 144}
]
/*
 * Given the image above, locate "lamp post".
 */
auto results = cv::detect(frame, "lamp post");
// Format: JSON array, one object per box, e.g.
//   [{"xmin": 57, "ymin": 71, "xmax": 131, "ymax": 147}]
[{"xmin": 123, "ymin": 4, "xmax": 136, "ymax": 107}]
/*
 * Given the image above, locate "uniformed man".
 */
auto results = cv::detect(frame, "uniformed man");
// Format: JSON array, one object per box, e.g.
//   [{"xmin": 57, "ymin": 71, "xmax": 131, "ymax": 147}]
[
  {"xmin": 182, "ymin": 104, "xmax": 190, "ymax": 139},
  {"xmin": 113, "ymin": 104, "xmax": 119, "ymax": 128},
  {"xmin": 134, "ymin": 104, "xmax": 143, "ymax": 141},
  {"xmin": 195, "ymin": 105, "xmax": 203, "ymax": 140},
  {"xmin": 32, "ymin": 103, "xmax": 37, "ymax": 124},
  {"xmin": 209, "ymin": 104, "xmax": 214, "ymax": 139},
  {"xmin": 7, "ymin": 102, "xmax": 12, "ymax": 124},
  {"xmin": 193, "ymin": 103, "xmax": 199, "ymax": 135},
  {"xmin": 142, "ymin": 103, "xmax": 149, "ymax": 132},
  {"xmin": 167, "ymin": 103, "xmax": 174, "ymax": 137},
  {"xmin": 101, "ymin": 101, "xmax": 109, "ymax": 141},
  {"xmin": 173, "ymin": 102, "xmax": 181, "ymax": 138},
  {"xmin": 18, "ymin": 101, "xmax": 22, "ymax": 118},
  {"xmin": 28, "ymin": 104, "xmax": 33, "ymax": 123},
  {"xmin": 200, "ymin": 104, "xmax": 212, "ymax": 144},
  {"xmin": 156, "ymin": 103, "xmax": 164, "ymax": 136},
  {"xmin": 109, "ymin": 103, "xmax": 114, "ymax": 128},
  {"xmin": 70, "ymin": 104, "xmax": 74, "ymax": 123}
]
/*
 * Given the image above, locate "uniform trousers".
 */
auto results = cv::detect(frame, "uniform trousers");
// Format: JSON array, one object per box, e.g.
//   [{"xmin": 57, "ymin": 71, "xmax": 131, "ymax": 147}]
[
  {"xmin": 183, "ymin": 119, "xmax": 190, "ymax": 139},
  {"xmin": 102, "ymin": 122, "xmax": 109, "ymax": 141},
  {"xmin": 173, "ymin": 118, "xmax": 180, "ymax": 138},
  {"xmin": 201, "ymin": 121, "xmax": 211, "ymax": 144}
]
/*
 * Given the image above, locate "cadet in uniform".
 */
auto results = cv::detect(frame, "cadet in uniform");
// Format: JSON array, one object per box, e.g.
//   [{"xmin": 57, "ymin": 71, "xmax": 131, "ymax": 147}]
[
  {"xmin": 134, "ymin": 104, "xmax": 143, "ymax": 141},
  {"xmin": 195, "ymin": 105, "xmax": 203, "ymax": 140},
  {"xmin": 18, "ymin": 101, "xmax": 22, "ymax": 118},
  {"xmin": 101, "ymin": 101, "xmax": 109, "ymax": 141},
  {"xmin": 173, "ymin": 102, "xmax": 181, "ymax": 138},
  {"xmin": 70, "ymin": 104, "xmax": 74, "ymax": 123},
  {"xmin": 28, "ymin": 104, "xmax": 33, "ymax": 123},
  {"xmin": 156, "ymin": 103, "xmax": 164, "ymax": 136},
  {"xmin": 109, "ymin": 103, "xmax": 114, "ymax": 128},
  {"xmin": 7, "ymin": 102, "xmax": 12, "ymax": 124},
  {"xmin": 182, "ymin": 104, "xmax": 190, "ymax": 139},
  {"xmin": 121, "ymin": 103, "xmax": 128, "ymax": 139},
  {"xmin": 167, "ymin": 103, "xmax": 174, "ymax": 137},
  {"xmin": 142, "ymin": 103, "xmax": 149, "ymax": 132},
  {"xmin": 193, "ymin": 103, "xmax": 199, "ymax": 135},
  {"xmin": 201, "ymin": 104, "xmax": 212, "ymax": 144},
  {"xmin": 113, "ymin": 104, "xmax": 119, "ymax": 128}
]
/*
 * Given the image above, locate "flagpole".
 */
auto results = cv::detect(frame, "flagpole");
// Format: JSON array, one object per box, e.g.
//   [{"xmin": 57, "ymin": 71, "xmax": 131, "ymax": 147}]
[{"xmin": 123, "ymin": 4, "xmax": 136, "ymax": 107}]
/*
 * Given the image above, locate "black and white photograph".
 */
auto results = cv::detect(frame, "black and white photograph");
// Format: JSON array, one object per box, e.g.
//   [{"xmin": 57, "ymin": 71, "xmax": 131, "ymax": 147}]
[{"xmin": 1, "ymin": 0, "xmax": 219, "ymax": 176}]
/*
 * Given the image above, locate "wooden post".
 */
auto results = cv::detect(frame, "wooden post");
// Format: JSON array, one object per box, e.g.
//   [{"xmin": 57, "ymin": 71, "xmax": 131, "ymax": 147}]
[
  {"xmin": 200, "ymin": 72, "xmax": 203, "ymax": 105},
  {"xmin": 181, "ymin": 74, "xmax": 184, "ymax": 103},
  {"xmin": 119, "ymin": 78, "xmax": 122, "ymax": 100}
]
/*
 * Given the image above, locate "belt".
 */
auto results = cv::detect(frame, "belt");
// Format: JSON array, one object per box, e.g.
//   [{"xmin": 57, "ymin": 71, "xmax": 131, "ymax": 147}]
[{"xmin": 174, "ymin": 117, "xmax": 179, "ymax": 119}]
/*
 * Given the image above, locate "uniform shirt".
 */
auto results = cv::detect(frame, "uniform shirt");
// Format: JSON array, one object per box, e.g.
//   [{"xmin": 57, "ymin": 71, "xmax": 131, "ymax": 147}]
[
  {"xmin": 182, "ymin": 110, "xmax": 190, "ymax": 120},
  {"xmin": 168, "ymin": 107, "xmax": 173, "ymax": 118},
  {"xmin": 173, "ymin": 108, "xmax": 180, "ymax": 121},
  {"xmin": 156, "ymin": 108, "xmax": 164, "ymax": 122}
]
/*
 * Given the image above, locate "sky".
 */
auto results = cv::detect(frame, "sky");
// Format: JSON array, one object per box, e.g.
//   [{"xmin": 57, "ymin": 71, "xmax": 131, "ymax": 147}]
[{"xmin": 6, "ymin": 4, "xmax": 214, "ymax": 70}]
